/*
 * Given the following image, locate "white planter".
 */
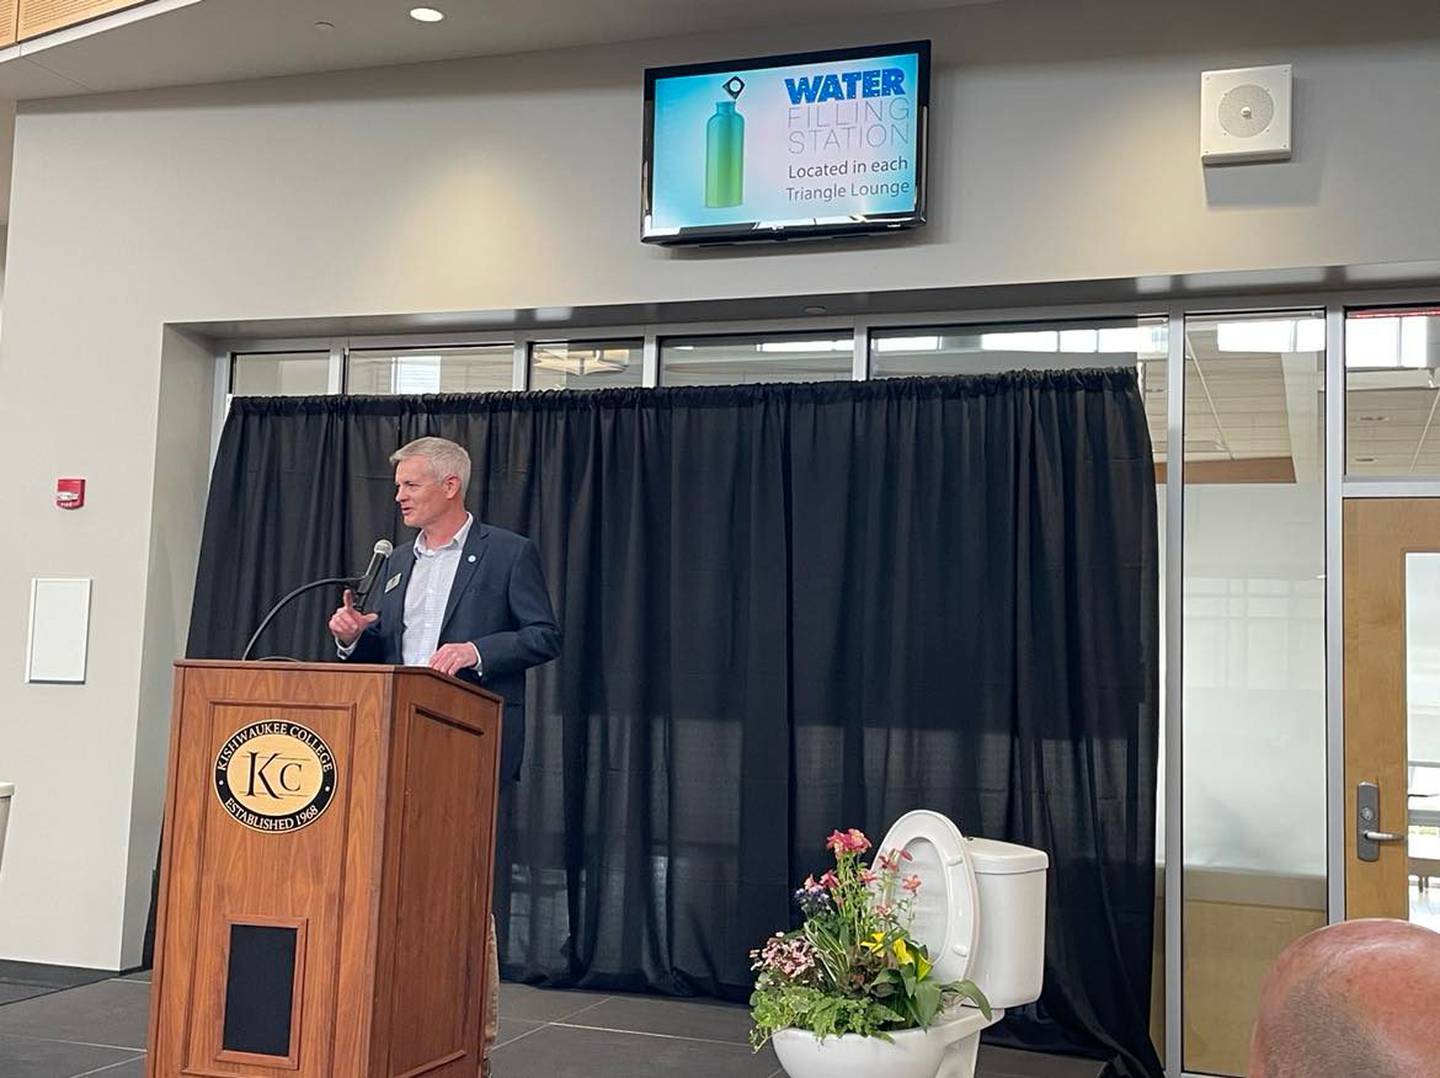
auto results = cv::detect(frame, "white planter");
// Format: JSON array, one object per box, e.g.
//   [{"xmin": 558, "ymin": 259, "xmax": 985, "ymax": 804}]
[
  {"xmin": 771, "ymin": 1004, "xmax": 997, "ymax": 1078},
  {"xmin": 0, "ymin": 783, "xmax": 12, "ymax": 875}
]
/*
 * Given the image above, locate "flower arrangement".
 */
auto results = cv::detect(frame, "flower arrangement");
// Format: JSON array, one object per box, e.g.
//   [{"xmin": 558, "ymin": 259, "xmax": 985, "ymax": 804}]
[{"xmin": 749, "ymin": 828, "xmax": 990, "ymax": 1050}]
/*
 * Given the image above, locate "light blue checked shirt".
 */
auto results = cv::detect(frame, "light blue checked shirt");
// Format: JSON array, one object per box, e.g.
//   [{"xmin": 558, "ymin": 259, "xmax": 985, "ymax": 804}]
[
  {"xmin": 337, "ymin": 513, "xmax": 480, "ymax": 672},
  {"xmin": 401, "ymin": 513, "xmax": 474, "ymax": 667}
]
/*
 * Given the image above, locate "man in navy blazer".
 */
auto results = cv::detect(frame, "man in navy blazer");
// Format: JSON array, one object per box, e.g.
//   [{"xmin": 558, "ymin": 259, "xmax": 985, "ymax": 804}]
[
  {"xmin": 328, "ymin": 436, "xmax": 561, "ymax": 783},
  {"xmin": 328, "ymin": 435, "xmax": 559, "ymax": 1077}
]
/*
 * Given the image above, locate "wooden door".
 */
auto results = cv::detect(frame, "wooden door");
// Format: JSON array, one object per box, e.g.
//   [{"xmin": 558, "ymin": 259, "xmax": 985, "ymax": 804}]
[{"xmin": 1344, "ymin": 499, "xmax": 1440, "ymax": 920}]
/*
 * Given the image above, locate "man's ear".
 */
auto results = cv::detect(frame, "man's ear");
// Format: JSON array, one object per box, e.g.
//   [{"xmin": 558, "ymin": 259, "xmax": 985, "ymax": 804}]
[{"xmin": 444, "ymin": 474, "xmax": 462, "ymax": 500}]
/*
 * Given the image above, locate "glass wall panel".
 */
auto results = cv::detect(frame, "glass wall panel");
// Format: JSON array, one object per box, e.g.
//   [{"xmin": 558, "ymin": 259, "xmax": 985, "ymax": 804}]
[
  {"xmin": 660, "ymin": 332, "xmax": 852, "ymax": 386},
  {"xmin": 1181, "ymin": 312, "xmax": 1326, "ymax": 1076},
  {"xmin": 871, "ymin": 318, "xmax": 1167, "ymax": 382},
  {"xmin": 1345, "ymin": 308, "xmax": 1440, "ymax": 476},
  {"xmin": 231, "ymin": 351, "xmax": 331, "ymax": 396},
  {"xmin": 529, "ymin": 340, "xmax": 643, "ymax": 391},
  {"xmin": 1407, "ymin": 552, "xmax": 1440, "ymax": 930},
  {"xmin": 347, "ymin": 345, "xmax": 513, "ymax": 395}
]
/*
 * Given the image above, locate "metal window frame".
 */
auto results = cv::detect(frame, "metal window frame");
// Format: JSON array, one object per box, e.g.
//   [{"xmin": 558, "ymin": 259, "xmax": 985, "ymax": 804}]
[
  {"xmin": 1165, "ymin": 304, "xmax": 1185, "ymax": 1078},
  {"xmin": 653, "ymin": 321, "xmax": 861, "ymax": 388},
  {"xmin": 215, "ymin": 279, "xmax": 1440, "ymax": 1078},
  {"xmin": 344, "ymin": 338, "xmax": 517, "ymax": 395},
  {"xmin": 225, "ymin": 343, "xmax": 335, "ymax": 396},
  {"xmin": 1325, "ymin": 303, "xmax": 1347, "ymax": 937},
  {"xmin": 523, "ymin": 331, "xmax": 649, "ymax": 392},
  {"xmin": 209, "ymin": 351, "xmax": 229, "ymax": 469}
]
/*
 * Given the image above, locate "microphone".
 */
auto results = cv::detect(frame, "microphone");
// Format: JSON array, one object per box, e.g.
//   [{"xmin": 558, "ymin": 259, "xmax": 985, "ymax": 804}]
[
  {"xmin": 353, "ymin": 539, "xmax": 394, "ymax": 611},
  {"xmin": 238, "ymin": 537, "xmax": 394, "ymax": 662}
]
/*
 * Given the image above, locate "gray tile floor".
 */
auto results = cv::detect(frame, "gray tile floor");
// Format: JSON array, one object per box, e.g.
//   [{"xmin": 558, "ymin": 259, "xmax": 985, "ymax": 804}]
[{"xmin": 0, "ymin": 968, "xmax": 1103, "ymax": 1077}]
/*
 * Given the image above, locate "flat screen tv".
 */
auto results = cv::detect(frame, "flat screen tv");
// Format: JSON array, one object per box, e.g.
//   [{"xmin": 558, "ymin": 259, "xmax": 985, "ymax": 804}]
[{"xmin": 642, "ymin": 40, "xmax": 931, "ymax": 245}]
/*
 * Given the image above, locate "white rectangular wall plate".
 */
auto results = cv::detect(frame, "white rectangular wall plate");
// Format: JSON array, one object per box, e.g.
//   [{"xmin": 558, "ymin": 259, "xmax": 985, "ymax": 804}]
[
  {"xmin": 1201, "ymin": 64, "xmax": 1292, "ymax": 165},
  {"xmin": 25, "ymin": 578, "xmax": 92, "ymax": 683}
]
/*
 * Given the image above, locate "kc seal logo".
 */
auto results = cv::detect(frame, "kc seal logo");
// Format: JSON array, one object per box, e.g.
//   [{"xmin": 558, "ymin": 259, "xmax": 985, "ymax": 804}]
[{"xmin": 214, "ymin": 721, "xmax": 336, "ymax": 833}]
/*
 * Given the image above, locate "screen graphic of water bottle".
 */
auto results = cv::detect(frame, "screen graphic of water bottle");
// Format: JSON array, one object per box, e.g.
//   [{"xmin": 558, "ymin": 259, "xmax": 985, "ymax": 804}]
[{"xmin": 705, "ymin": 76, "xmax": 746, "ymax": 209}]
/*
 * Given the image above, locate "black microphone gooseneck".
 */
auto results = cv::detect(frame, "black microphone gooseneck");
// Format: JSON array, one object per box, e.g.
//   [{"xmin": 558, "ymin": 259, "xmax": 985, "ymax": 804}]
[{"xmin": 239, "ymin": 539, "xmax": 394, "ymax": 662}]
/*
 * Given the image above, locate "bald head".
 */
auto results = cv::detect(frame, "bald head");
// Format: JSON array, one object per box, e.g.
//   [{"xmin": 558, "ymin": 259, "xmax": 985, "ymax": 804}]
[{"xmin": 1250, "ymin": 919, "xmax": 1440, "ymax": 1078}]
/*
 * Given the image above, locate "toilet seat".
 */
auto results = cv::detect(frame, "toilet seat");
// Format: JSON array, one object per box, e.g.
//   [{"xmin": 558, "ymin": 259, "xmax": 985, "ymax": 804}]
[{"xmin": 876, "ymin": 810, "xmax": 980, "ymax": 985}]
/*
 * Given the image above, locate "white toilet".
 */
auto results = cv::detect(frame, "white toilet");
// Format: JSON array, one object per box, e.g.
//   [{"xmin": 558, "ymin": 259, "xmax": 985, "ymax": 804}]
[{"xmin": 772, "ymin": 810, "xmax": 1049, "ymax": 1078}]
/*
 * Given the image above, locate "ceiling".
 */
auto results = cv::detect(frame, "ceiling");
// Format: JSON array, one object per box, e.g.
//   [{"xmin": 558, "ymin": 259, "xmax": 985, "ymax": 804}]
[
  {"xmin": 1345, "ymin": 378, "xmax": 1440, "ymax": 475},
  {"xmin": 0, "ymin": 0, "xmax": 999, "ymax": 99}
]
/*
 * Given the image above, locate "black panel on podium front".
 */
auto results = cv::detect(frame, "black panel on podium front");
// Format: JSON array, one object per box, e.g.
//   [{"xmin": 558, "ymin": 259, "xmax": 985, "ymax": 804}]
[{"xmin": 221, "ymin": 923, "xmax": 297, "ymax": 1057}]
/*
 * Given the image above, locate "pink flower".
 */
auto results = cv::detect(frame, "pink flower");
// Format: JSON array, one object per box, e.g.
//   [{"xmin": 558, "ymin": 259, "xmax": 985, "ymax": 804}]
[
  {"xmin": 875, "ymin": 903, "xmax": 893, "ymax": 918},
  {"xmin": 902, "ymin": 874, "xmax": 922, "ymax": 894},
  {"xmin": 859, "ymin": 869, "xmax": 878, "ymax": 885},
  {"xmin": 752, "ymin": 932, "xmax": 819, "ymax": 980},
  {"xmin": 826, "ymin": 828, "xmax": 872, "ymax": 856},
  {"xmin": 901, "ymin": 849, "xmax": 914, "ymax": 861},
  {"xmin": 819, "ymin": 870, "xmax": 839, "ymax": 890}
]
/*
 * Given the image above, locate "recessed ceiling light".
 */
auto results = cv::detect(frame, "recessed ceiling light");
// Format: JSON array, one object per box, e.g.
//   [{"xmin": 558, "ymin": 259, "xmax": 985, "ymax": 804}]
[{"xmin": 409, "ymin": 7, "xmax": 445, "ymax": 21}]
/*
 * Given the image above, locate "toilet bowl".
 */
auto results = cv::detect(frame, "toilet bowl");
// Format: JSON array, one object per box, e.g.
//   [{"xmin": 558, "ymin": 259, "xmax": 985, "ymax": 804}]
[
  {"xmin": 773, "ymin": 1000, "xmax": 997, "ymax": 1078},
  {"xmin": 771, "ymin": 811, "xmax": 1048, "ymax": 1078}
]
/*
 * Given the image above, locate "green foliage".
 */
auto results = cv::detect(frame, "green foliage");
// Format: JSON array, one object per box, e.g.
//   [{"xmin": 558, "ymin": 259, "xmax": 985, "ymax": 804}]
[
  {"xmin": 748, "ymin": 981, "xmax": 908, "ymax": 1050},
  {"xmin": 747, "ymin": 829, "xmax": 992, "ymax": 1051}
]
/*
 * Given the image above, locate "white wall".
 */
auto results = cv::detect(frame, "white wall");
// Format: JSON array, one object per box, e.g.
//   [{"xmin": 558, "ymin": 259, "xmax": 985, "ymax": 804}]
[
  {"xmin": 122, "ymin": 329, "xmax": 215, "ymax": 956},
  {"xmin": 3, "ymin": 0, "xmax": 1440, "ymax": 967}
]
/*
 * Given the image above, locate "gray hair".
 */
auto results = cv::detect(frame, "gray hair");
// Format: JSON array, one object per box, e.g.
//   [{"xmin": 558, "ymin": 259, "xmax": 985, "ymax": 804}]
[
  {"xmin": 1263, "ymin": 978, "xmax": 1403, "ymax": 1078},
  {"xmin": 390, "ymin": 437, "xmax": 471, "ymax": 496}
]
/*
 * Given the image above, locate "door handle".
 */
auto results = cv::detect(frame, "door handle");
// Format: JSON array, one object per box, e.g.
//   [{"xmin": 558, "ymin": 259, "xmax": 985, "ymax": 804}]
[{"xmin": 1357, "ymin": 781, "xmax": 1406, "ymax": 862}]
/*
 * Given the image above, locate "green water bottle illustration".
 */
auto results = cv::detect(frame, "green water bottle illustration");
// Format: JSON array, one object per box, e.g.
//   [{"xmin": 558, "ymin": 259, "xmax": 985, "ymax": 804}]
[{"xmin": 705, "ymin": 77, "xmax": 746, "ymax": 208}]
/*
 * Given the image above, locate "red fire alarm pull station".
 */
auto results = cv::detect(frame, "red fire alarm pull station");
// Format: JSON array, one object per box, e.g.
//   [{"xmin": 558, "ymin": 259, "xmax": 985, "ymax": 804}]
[{"xmin": 56, "ymin": 478, "xmax": 85, "ymax": 509}]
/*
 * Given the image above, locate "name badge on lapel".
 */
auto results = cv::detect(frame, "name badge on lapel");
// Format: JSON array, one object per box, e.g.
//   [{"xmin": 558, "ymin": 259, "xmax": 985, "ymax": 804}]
[{"xmin": 384, "ymin": 572, "xmax": 403, "ymax": 594}]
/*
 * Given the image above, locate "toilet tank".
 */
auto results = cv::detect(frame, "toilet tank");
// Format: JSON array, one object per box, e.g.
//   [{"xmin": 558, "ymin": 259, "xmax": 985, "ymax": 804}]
[{"xmin": 964, "ymin": 837, "xmax": 1048, "ymax": 1009}]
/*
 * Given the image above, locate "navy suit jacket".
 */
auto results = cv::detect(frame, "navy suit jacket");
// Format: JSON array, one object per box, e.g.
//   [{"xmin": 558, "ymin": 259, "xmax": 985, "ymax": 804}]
[{"xmin": 343, "ymin": 520, "xmax": 561, "ymax": 782}]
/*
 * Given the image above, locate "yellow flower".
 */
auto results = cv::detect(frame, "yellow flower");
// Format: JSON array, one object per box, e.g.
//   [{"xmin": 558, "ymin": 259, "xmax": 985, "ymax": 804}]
[
  {"xmin": 861, "ymin": 931, "xmax": 886, "ymax": 954},
  {"xmin": 892, "ymin": 937, "xmax": 913, "ymax": 965},
  {"xmin": 915, "ymin": 952, "xmax": 933, "ymax": 980}
]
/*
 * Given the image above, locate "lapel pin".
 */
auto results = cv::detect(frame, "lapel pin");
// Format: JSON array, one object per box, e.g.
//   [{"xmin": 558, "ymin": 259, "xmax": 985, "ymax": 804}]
[{"xmin": 468, "ymin": 554, "xmax": 476, "ymax": 563}]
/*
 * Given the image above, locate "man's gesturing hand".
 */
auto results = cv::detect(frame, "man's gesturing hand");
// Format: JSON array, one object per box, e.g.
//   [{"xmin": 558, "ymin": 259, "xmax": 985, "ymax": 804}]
[
  {"xmin": 429, "ymin": 642, "xmax": 480, "ymax": 677},
  {"xmin": 329, "ymin": 588, "xmax": 379, "ymax": 646}
]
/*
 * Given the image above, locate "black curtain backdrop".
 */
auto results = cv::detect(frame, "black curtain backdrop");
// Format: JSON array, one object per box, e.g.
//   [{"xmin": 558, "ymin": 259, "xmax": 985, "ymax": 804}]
[{"xmin": 183, "ymin": 372, "xmax": 1160, "ymax": 1077}]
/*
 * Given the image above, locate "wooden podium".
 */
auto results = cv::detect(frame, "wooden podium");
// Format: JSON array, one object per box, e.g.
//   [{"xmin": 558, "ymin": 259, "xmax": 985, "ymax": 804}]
[{"xmin": 147, "ymin": 660, "xmax": 503, "ymax": 1077}]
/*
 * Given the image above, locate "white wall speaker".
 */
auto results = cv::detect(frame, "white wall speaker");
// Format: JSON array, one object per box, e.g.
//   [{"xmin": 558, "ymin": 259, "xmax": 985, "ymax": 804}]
[{"xmin": 1200, "ymin": 64, "xmax": 1292, "ymax": 165}]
